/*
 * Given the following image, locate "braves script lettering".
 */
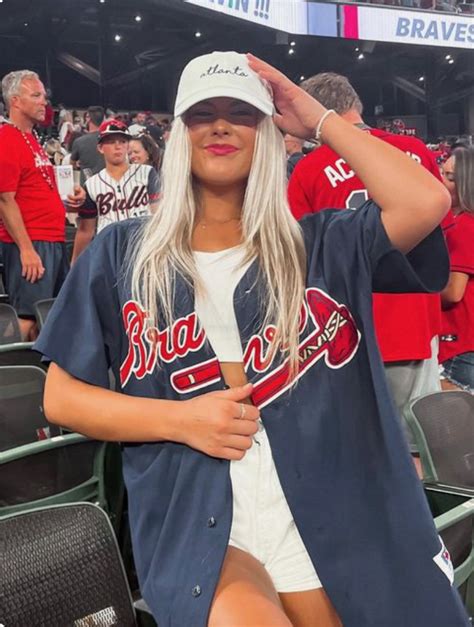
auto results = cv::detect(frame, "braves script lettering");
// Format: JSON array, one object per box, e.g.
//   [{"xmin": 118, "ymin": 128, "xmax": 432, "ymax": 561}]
[
  {"xmin": 96, "ymin": 185, "xmax": 149, "ymax": 216},
  {"xmin": 120, "ymin": 289, "xmax": 361, "ymax": 408},
  {"xmin": 243, "ymin": 302, "xmax": 308, "ymax": 373},
  {"xmin": 120, "ymin": 301, "xmax": 205, "ymax": 386}
]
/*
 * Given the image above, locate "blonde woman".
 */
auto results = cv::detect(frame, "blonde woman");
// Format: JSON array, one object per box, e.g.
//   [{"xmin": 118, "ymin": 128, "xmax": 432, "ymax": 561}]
[{"xmin": 36, "ymin": 53, "xmax": 468, "ymax": 627}]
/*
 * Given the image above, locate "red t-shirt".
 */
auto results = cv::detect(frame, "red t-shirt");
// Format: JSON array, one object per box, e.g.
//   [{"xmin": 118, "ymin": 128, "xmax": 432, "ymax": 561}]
[
  {"xmin": 288, "ymin": 128, "xmax": 443, "ymax": 362},
  {"xmin": 439, "ymin": 212, "xmax": 474, "ymax": 363},
  {"xmin": 0, "ymin": 125, "xmax": 65, "ymax": 242}
]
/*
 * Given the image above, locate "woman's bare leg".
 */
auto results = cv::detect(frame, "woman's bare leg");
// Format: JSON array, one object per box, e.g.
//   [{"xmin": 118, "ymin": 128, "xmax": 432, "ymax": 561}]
[
  {"xmin": 209, "ymin": 546, "xmax": 292, "ymax": 627},
  {"xmin": 279, "ymin": 589, "xmax": 343, "ymax": 627}
]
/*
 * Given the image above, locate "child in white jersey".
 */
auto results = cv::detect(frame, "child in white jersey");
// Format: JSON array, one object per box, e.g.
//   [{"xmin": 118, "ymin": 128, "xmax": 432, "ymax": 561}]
[{"xmin": 71, "ymin": 119, "xmax": 159, "ymax": 262}]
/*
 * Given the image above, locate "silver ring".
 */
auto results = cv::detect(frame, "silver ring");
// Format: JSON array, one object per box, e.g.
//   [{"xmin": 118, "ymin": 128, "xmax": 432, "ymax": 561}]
[{"xmin": 239, "ymin": 403, "xmax": 246, "ymax": 419}]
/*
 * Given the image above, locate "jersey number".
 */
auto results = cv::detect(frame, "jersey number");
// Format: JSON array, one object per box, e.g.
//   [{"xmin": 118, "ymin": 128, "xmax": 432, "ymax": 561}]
[{"xmin": 345, "ymin": 189, "xmax": 369, "ymax": 211}]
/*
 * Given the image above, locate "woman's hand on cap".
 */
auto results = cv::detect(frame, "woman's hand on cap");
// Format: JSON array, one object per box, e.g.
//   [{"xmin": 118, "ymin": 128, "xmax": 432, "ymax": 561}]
[{"xmin": 246, "ymin": 53, "xmax": 327, "ymax": 141}]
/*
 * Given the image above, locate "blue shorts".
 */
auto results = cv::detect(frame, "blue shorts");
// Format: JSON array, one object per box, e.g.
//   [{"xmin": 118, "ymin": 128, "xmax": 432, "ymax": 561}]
[
  {"xmin": 441, "ymin": 352, "xmax": 474, "ymax": 393},
  {"xmin": 1, "ymin": 241, "xmax": 69, "ymax": 319}
]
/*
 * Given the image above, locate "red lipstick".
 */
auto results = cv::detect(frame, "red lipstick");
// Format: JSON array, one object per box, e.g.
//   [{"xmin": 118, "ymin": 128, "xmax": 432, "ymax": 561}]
[{"xmin": 205, "ymin": 144, "xmax": 238, "ymax": 155}]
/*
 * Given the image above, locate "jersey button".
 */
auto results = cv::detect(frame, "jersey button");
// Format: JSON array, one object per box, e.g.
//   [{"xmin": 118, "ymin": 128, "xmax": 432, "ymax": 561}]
[
  {"xmin": 192, "ymin": 585, "xmax": 202, "ymax": 597},
  {"xmin": 207, "ymin": 517, "xmax": 216, "ymax": 528}
]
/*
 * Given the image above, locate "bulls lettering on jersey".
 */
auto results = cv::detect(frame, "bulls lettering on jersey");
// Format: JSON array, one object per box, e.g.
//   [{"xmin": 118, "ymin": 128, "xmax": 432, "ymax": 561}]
[
  {"xmin": 80, "ymin": 163, "xmax": 160, "ymax": 232},
  {"xmin": 288, "ymin": 128, "xmax": 443, "ymax": 362}
]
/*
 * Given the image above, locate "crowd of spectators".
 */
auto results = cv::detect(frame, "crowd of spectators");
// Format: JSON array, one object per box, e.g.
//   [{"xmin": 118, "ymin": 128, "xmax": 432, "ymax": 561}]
[{"xmin": 27, "ymin": 103, "xmax": 170, "ymax": 172}]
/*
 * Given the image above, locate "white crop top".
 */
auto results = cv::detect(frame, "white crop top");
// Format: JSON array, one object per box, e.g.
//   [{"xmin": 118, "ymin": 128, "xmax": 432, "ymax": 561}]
[{"xmin": 194, "ymin": 245, "xmax": 254, "ymax": 362}]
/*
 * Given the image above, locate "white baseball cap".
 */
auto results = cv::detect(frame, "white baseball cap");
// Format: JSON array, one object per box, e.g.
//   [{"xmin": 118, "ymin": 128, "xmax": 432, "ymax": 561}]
[{"xmin": 174, "ymin": 51, "xmax": 275, "ymax": 118}]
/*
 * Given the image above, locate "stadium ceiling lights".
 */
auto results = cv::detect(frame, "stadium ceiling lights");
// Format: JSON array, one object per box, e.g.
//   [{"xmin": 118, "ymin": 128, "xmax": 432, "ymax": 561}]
[
  {"xmin": 195, "ymin": 31, "xmax": 202, "ymax": 38},
  {"xmin": 114, "ymin": 33, "xmax": 122, "ymax": 42},
  {"xmin": 357, "ymin": 53, "xmax": 364, "ymax": 60},
  {"xmin": 135, "ymin": 15, "xmax": 142, "ymax": 22},
  {"xmin": 288, "ymin": 48, "xmax": 295, "ymax": 55}
]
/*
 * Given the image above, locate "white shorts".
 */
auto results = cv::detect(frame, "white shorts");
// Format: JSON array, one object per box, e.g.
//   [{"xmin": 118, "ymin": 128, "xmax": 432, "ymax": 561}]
[{"xmin": 229, "ymin": 421, "xmax": 322, "ymax": 593}]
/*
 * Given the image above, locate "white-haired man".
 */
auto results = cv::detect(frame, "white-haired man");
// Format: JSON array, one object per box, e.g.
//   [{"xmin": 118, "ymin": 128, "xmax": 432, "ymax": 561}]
[{"xmin": 0, "ymin": 70, "xmax": 83, "ymax": 340}]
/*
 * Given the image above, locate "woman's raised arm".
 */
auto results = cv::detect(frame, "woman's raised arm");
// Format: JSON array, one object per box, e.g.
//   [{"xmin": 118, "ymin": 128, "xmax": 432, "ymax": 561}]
[{"xmin": 247, "ymin": 54, "xmax": 450, "ymax": 253}]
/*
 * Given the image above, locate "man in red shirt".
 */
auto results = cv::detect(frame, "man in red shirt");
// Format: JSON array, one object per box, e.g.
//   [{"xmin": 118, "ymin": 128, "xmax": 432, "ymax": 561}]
[
  {"xmin": 288, "ymin": 72, "xmax": 444, "ymax": 459},
  {"xmin": 0, "ymin": 70, "xmax": 83, "ymax": 340}
]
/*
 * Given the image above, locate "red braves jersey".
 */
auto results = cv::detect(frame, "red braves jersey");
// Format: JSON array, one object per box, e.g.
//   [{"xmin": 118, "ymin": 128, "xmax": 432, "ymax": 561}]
[
  {"xmin": 439, "ymin": 212, "xmax": 474, "ymax": 363},
  {"xmin": 0, "ymin": 125, "xmax": 65, "ymax": 242},
  {"xmin": 288, "ymin": 128, "xmax": 443, "ymax": 362}
]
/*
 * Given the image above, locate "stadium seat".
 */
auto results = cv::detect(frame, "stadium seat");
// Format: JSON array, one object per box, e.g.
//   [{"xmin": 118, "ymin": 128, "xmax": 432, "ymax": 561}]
[
  {"xmin": 0, "ymin": 433, "xmax": 108, "ymax": 517},
  {"xmin": 34, "ymin": 297, "xmax": 56, "ymax": 330},
  {"xmin": 0, "ymin": 503, "xmax": 139, "ymax": 626},
  {"xmin": 0, "ymin": 271, "xmax": 8, "ymax": 304},
  {"xmin": 0, "ymin": 365, "xmax": 59, "ymax": 451},
  {"xmin": 405, "ymin": 390, "xmax": 474, "ymax": 615},
  {"xmin": 0, "ymin": 303, "xmax": 22, "ymax": 344},
  {"xmin": 0, "ymin": 342, "xmax": 47, "ymax": 369},
  {"xmin": 404, "ymin": 390, "xmax": 474, "ymax": 488},
  {"xmin": 429, "ymin": 488, "xmax": 474, "ymax": 617}
]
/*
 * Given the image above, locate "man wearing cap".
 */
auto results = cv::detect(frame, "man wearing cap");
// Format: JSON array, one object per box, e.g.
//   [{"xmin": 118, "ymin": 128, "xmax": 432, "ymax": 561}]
[{"xmin": 71, "ymin": 119, "xmax": 160, "ymax": 262}]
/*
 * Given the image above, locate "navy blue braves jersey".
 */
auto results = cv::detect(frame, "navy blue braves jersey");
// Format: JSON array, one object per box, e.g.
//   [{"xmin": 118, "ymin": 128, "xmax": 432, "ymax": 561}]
[{"xmin": 35, "ymin": 202, "xmax": 469, "ymax": 627}]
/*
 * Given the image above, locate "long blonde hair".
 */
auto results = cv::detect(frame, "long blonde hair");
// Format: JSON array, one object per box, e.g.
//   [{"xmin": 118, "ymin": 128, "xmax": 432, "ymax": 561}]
[{"xmin": 130, "ymin": 115, "xmax": 306, "ymax": 379}]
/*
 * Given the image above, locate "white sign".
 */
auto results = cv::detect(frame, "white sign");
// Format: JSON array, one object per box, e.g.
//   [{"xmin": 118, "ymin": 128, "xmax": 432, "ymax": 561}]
[
  {"xmin": 185, "ymin": 0, "xmax": 308, "ymax": 34},
  {"xmin": 356, "ymin": 6, "xmax": 474, "ymax": 49}
]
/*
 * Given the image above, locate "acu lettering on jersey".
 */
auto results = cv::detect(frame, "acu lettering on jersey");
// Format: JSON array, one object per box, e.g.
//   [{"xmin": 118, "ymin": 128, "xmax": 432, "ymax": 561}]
[
  {"xmin": 119, "ymin": 288, "xmax": 361, "ymax": 408},
  {"xmin": 324, "ymin": 158, "xmax": 356, "ymax": 189},
  {"xmin": 97, "ymin": 185, "xmax": 149, "ymax": 215},
  {"xmin": 324, "ymin": 152, "xmax": 422, "ymax": 189}
]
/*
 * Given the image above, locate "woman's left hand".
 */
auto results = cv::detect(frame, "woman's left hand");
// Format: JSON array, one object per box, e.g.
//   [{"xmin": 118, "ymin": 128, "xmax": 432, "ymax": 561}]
[{"xmin": 246, "ymin": 53, "xmax": 327, "ymax": 140}]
